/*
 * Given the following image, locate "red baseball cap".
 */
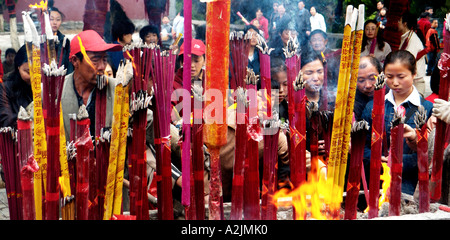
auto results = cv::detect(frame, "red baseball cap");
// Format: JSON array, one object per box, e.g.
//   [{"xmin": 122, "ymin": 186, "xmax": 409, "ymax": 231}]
[
  {"xmin": 70, "ymin": 30, "xmax": 123, "ymax": 57},
  {"xmin": 179, "ymin": 39, "xmax": 206, "ymax": 56}
]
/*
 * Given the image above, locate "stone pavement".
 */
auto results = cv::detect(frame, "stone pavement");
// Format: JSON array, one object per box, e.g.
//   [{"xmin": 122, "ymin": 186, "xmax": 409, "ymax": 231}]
[{"xmin": 0, "ymin": 188, "xmax": 9, "ymax": 220}]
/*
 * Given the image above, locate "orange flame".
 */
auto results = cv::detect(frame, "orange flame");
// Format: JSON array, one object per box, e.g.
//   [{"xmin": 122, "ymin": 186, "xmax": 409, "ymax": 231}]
[
  {"xmin": 273, "ymin": 171, "xmax": 342, "ymax": 220},
  {"xmin": 77, "ymin": 36, "xmax": 96, "ymax": 71},
  {"xmin": 364, "ymin": 162, "xmax": 391, "ymax": 213},
  {"xmin": 125, "ymin": 50, "xmax": 138, "ymax": 73},
  {"xmin": 29, "ymin": 0, "xmax": 48, "ymax": 11}
]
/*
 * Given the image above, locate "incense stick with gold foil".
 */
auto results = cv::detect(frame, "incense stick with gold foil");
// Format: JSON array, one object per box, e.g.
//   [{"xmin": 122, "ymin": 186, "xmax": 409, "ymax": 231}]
[
  {"xmin": 17, "ymin": 107, "xmax": 39, "ymax": 220},
  {"xmin": 326, "ymin": 6, "xmax": 354, "ymax": 197},
  {"xmin": 344, "ymin": 120, "xmax": 369, "ymax": 220},
  {"xmin": 337, "ymin": 5, "xmax": 365, "ymax": 193},
  {"xmin": 22, "ymin": 11, "xmax": 47, "ymax": 220},
  {"xmin": 204, "ymin": 0, "xmax": 231, "ymax": 220},
  {"xmin": 414, "ymin": 106, "xmax": 429, "ymax": 213},
  {"xmin": 59, "ymin": 106, "xmax": 73, "ymax": 220}
]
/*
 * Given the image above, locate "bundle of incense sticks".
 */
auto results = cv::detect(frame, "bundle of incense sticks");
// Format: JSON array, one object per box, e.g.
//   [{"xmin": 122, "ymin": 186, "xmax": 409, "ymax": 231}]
[
  {"xmin": 430, "ymin": 18, "xmax": 450, "ymax": 200},
  {"xmin": 243, "ymin": 68, "xmax": 261, "ymax": 220},
  {"xmin": 103, "ymin": 61, "xmax": 132, "ymax": 220},
  {"xmin": 261, "ymin": 116, "xmax": 281, "ymax": 220},
  {"xmin": 17, "ymin": 107, "xmax": 39, "ymax": 220},
  {"xmin": 229, "ymin": 31, "xmax": 251, "ymax": 90},
  {"xmin": 230, "ymin": 87, "xmax": 248, "ymax": 220},
  {"xmin": 191, "ymin": 83, "xmax": 205, "ymax": 220},
  {"xmin": 327, "ymin": 5, "xmax": 364, "ymax": 204},
  {"xmin": 256, "ymin": 34, "xmax": 274, "ymax": 120},
  {"xmin": 414, "ymin": 106, "xmax": 429, "ymax": 213},
  {"xmin": 388, "ymin": 107, "xmax": 405, "ymax": 216},
  {"xmin": 42, "ymin": 60, "xmax": 66, "ymax": 220},
  {"xmin": 22, "ymin": 11, "xmax": 47, "ymax": 220},
  {"xmin": 285, "ymin": 36, "xmax": 307, "ymax": 189},
  {"xmin": 75, "ymin": 105, "xmax": 93, "ymax": 220},
  {"xmin": 344, "ymin": 120, "xmax": 370, "ymax": 220},
  {"xmin": 0, "ymin": 127, "xmax": 22, "ymax": 220},
  {"xmin": 91, "ymin": 75, "xmax": 109, "ymax": 220},
  {"xmin": 151, "ymin": 47, "xmax": 177, "ymax": 220},
  {"xmin": 204, "ymin": 0, "xmax": 231, "ymax": 220},
  {"xmin": 368, "ymin": 73, "xmax": 386, "ymax": 219}
]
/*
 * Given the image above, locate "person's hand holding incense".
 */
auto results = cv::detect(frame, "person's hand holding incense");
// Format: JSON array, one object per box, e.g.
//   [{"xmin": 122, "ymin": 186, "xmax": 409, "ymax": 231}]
[{"xmin": 403, "ymin": 124, "xmax": 418, "ymax": 151}]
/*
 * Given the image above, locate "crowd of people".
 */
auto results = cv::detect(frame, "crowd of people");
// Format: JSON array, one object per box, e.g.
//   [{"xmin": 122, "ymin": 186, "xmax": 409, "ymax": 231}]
[{"xmin": 0, "ymin": 1, "xmax": 450, "ymax": 216}]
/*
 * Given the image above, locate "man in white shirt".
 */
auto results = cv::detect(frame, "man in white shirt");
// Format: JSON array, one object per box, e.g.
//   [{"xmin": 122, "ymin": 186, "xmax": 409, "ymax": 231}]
[{"xmin": 310, "ymin": 6, "xmax": 326, "ymax": 33}]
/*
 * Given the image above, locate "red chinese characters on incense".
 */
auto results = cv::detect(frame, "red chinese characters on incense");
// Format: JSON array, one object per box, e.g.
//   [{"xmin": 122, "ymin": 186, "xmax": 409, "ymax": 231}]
[
  {"xmin": 204, "ymin": 0, "xmax": 231, "ymax": 220},
  {"xmin": 17, "ymin": 107, "xmax": 39, "ymax": 220},
  {"xmin": 368, "ymin": 73, "xmax": 386, "ymax": 219},
  {"xmin": 344, "ymin": 120, "xmax": 370, "ymax": 220},
  {"xmin": 414, "ymin": 106, "xmax": 429, "ymax": 213},
  {"xmin": 389, "ymin": 106, "xmax": 405, "ymax": 216}
]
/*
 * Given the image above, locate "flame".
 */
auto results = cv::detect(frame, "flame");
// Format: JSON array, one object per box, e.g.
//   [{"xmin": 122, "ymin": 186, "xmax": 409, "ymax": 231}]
[
  {"xmin": 273, "ymin": 172, "xmax": 342, "ymax": 220},
  {"xmin": 364, "ymin": 162, "xmax": 391, "ymax": 213},
  {"xmin": 125, "ymin": 50, "xmax": 138, "ymax": 73},
  {"xmin": 77, "ymin": 36, "xmax": 96, "ymax": 71},
  {"xmin": 29, "ymin": 0, "xmax": 48, "ymax": 11},
  {"xmin": 378, "ymin": 162, "xmax": 391, "ymax": 207}
]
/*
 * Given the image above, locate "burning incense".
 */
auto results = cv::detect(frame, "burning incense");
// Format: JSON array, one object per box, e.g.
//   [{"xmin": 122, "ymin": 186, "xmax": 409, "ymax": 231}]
[
  {"xmin": 75, "ymin": 105, "xmax": 94, "ymax": 220},
  {"xmin": 414, "ymin": 106, "xmax": 429, "ymax": 213},
  {"xmin": 337, "ymin": 5, "xmax": 365, "ymax": 192},
  {"xmin": 256, "ymin": 35, "xmax": 274, "ymax": 120},
  {"xmin": 42, "ymin": 60, "xmax": 66, "ymax": 220},
  {"xmin": 204, "ymin": 0, "xmax": 231, "ymax": 220},
  {"xmin": 22, "ymin": 11, "xmax": 47, "ymax": 220},
  {"xmin": 152, "ymin": 48, "xmax": 176, "ymax": 220},
  {"xmin": 388, "ymin": 107, "xmax": 405, "ymax": 216},
  {"xmin": 344, "ymin": 120, "xmax": 369, "ymax": 220},
  {"xmin": 229, "ymin": 31, "xmax": 251, "ymax": 90},
  {"xmin": 243, "ymin": 68, "xmax": 261, "ymax": 220},
  {"xmin": 368, "ymin": 73, "xmax": 386, "ymax": 218},
  {"xmin": 17, "ymin": 107, "xmax": 39, "ymax": 220},
  {"xmin": 430, "ymin": 26, "xmax": 450, "ymax": 200}
]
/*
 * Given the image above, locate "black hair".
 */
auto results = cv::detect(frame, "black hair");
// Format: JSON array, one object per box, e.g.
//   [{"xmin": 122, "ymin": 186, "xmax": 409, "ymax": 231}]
[
  {"xmin": 139, "ymin": 25, "xmax": 159, "ymax": 42},
  {"xmin": 48, "ymin": 6, "xmax": 65, "ymax": 20},
  {"xmin": 430, "ymin": 62, "xmax": 440, "ymax": 94},
  {"xmin": 110, "ymin": 0, "xmax": 136, "ymax": 42},
  {"xmin": 360, "ymin": 55, "xmax": 382, "ymax": 74},
  {"xmin": 5, "ymin": 48, "xmax": 16, "ymax": 57},
  {"xmin": 361, "ymin": 19, "xmax": 386, "ymax": 52},
  {"xmin": 384, "ymin": 50, "xmax": 417, "ymax": 75},
  {"xmin": 309, "ymin": 29, "xmax": 328, "ymax": 40},
  {"xmin": 270, "ymin": 57, "xmax": 287, "ymax": 81},
  {"xmin": 301, "ymin": 49, "xmax": 322, "ymax": 69},
  {"xmin": 14, "ymin": 45, "xmax": 28, "ymax": 70},
  {"xmin": 244, "ymin": 24, "xmax": 261, "ymax": 36},
  {"xmin": 420, "ymin": 12, "xmax": 431, "ymax": 19},
  {"xmin": 401, "ymin": 11, "xmax": 426, "ymax": 47}
]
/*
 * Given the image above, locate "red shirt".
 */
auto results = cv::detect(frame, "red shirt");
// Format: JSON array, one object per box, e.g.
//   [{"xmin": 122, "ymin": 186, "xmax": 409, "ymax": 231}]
[{"xmin": 418, "ymin": 18, "xmax": 431, "ymax": 39}]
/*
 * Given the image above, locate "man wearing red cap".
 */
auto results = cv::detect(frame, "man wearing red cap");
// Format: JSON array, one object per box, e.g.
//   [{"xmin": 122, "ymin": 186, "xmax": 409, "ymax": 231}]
[{"xmin": 61, "ymin": 30, "xmax": 123, "ymax": 139}]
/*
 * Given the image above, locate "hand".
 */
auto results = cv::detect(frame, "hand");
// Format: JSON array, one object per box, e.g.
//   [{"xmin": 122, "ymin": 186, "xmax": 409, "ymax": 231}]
[
  {"xmin": 381, "ymin": 156, "xmax": 388, "ymax": 163},
  {"xmin": 433, "ymin": 98, "xmax": 450, "ymax": 124},
  {"xmin": 403, "ymin": 124, "xmax": 418, "ymax": 151}
]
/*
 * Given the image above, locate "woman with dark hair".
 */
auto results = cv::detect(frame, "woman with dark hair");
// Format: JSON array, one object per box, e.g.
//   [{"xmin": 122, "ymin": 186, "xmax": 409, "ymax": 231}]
[
  {"xmin": 244, "ymin": 24, "xmax": 262, "ymax": 76},
  {"xmin": 139, "ymin": 25, "xmax": 159, "ymax": 45},
  {"xmin": 49, "ymin": 7, "xmax": 72, "ymax": 73},
  {"xmin": 269, "ymin": 20, "xmax": 296, "ymax": 61},
  {"xmin": 362, "ymin": 50, "xmax": 433, "ymax": 195},
  {"xmin": 360, "ymin": 19, "xmax": 391, "ymax": 64},
  {"xmin": 0, "ymin": 45, "xmax": 33, "ymax": 128},
  {"xmin": 398, "ymin": 11, "xmax": 427, "ymax": 95}
]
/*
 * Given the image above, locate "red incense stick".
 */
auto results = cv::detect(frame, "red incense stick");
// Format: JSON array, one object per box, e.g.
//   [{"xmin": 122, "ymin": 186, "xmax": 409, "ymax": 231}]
[{"xmin": 414, "ymin": 106, "xmax": 429, "ymax": 213}]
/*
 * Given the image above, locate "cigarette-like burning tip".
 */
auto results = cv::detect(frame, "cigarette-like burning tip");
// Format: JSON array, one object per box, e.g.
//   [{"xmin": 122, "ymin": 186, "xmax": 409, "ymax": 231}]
[
  {"xmin": 351, "ymin": 120, "xmax": 369, "ymax": 133},
  {"xmin": 18, "ymin": 106, "xmax": 31, "ymax": 121},
  {"xmin": 374, "ymin": 72, "xmax": 386, "ymax": 90},
  {"xmin": 77, "ymin": 105, "xmax": 89, "ymax": 120}
]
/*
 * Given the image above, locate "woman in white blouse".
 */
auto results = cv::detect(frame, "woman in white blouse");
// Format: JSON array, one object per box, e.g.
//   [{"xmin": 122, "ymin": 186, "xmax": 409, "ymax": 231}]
[{"xmin": 360, "ymin": 20, "xmax": 392, "ymax": 64}]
